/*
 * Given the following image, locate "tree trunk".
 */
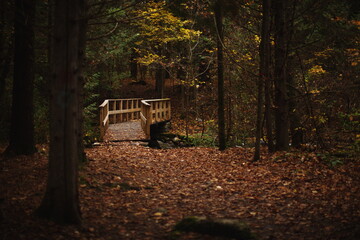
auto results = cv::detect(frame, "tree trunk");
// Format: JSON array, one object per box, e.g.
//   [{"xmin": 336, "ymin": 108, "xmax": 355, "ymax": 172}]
[
  {"xmin": 273, "ymin": 0, "xmax": 289, "ymax": 151},
  {"xmin": 227, "ymin": 78, "xmax": 233, "ymax": 143},
  {"xmin": 215, "ymin": 0, "xmax": 226, "ymax": 151},
  {"xmin": 139, "ymin": 64, "xmax": 147, "ymax": 82},
  {"xmin": 288, "ymin": 68, "xmax": 303, "ymax": 148},
  {"xmin": 36, "ymin": 0, "xmax": 83, "ymax": 224},
  {"xmin": 254, "ymin": 0, "xmax": 271, "ymax": 160},
  {"xmin": 155, "ymin": 66, "xmax": 165, "ymax": 98},
  {"xmin": 77, "ymin": 0, "xmax": 88, "ymax": 163},
  {"xmin": 264, "ymin": 76, "xmax": 274, "ymax": 152},
  {"xmin": 0, "ymin": 43, "xmax": 12, "ymax": 104},
  {"xmin": 130, "ymin": 48, "xmax": 138, "ymax": 80},
  {"xmin": 263, "ymin": 0, "xmax": 275, "ymax": 153},
  {"xmin": 5, "ymin": 0, "xmax": 36, "ymax": 156},
  {"xmin": 0, "ymin": 0, "xmax": 12, "ymax": 103},
  {"xmin": 287, "ymin": 3, "xmax": 302, "ymax": 148}
]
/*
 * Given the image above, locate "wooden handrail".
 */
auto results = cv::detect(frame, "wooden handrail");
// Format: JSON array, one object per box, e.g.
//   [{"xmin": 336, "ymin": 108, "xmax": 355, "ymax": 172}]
[
  {"xmin": 140, "ymin": 98, "xmax": 171, "ymax": 139},
  {"xmin": 99, "ymin": 98, "xmax": 143, "ymax": 141},
  {"xmin": 99, "ymin": 98, "xmax": 171, "ymax": 140}
]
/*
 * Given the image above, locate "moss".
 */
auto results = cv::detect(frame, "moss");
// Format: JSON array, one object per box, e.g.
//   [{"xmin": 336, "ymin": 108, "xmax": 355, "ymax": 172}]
[{"xmin": 173, "ymin": 216, "xmax": 256, "ymax": 240}]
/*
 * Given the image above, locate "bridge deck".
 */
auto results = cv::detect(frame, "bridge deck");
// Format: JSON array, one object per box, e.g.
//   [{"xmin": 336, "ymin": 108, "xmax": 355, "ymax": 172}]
[
  {"xmin": 103, "ymin": 120, "xmax": 146, "ymax": 141},
  {"xmin": 99, "ymin": 98, "xmax": 171, "ymax": 141}
]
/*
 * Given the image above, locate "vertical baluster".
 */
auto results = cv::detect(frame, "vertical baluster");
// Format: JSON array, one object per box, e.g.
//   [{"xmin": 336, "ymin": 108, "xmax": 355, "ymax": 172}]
[
  {"xmin": 162, "ymin": 101, "xmax": 165, "ymax": 120},
  {"xmin": 148, "ymin": 103, "xmax": 152, "ymax": 138},
  {"xmin": 168, "ymin": 100, "xmax": 171, "ymax": 120},
  {"xmin": 130, "ymin": 99, "xmax": 134, "ymax": 120},
  {"xmin": 116, "ymin": 100, "xmax": 122, "ymax": 122},
  {"xmin": 136, "ymin": 99, "xmax": 139, "ymax": 119},
  {"xmin": 120, "ymin": 100, "xmax": 124, "ymax": 122}
]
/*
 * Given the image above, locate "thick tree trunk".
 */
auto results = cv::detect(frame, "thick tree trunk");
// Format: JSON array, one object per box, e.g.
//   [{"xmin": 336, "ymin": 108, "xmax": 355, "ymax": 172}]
[
  {"xmin": 36, "ymin": 0, "xmax": 83, "ymax": 224},
  {"xmin": 77, "ymin": 0, "xmax": 88, "ymax": 163},
  {"xmin": 215, "ymin": 0, "xmax": 226, "ymax": 151},
  {"xmin": 5, "ymin": 0, "xmax": 36, "ymax": 156},
  {"xmin": 273, "ymin": 0, "xmax": 289, "ymax": 151},
  {"xmin": 0, "ymin": 0, "xmax": 12, "ymax": 103},
  {"xmin": 0, "ymin": 43, "xmax": 12, "ymax": 103}
]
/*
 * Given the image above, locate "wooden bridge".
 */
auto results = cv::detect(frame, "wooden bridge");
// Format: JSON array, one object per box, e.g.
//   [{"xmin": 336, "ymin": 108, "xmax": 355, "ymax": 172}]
[{"xmin": 99, "ymin": 98, "xmax": 171, "ymax": 141}]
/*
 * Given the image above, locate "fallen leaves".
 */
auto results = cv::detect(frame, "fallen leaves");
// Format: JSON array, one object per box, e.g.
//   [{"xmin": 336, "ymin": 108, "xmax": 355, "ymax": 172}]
[{"xmin": 1, "ymin": 143, "xmax": 359, "ymax": 240}]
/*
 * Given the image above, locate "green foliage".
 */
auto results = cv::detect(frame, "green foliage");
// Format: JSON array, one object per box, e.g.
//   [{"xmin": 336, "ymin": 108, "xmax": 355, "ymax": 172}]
[
  {"xmin": 187, "ymin": 133, "xmax": 217, "ymax": 147},
  {"xmin": 317, "ymin": 153, "xmax": 344, "ymax": 168},
  {"xmin": 339, "ymin": 112, "xmax": 360, "ymax": 132},
  {"xmin": 352, "ymin": 137, "xmax": 360, "ymax": 158},
  {"xmin": 85, "ymin": 4, "xmax": 138, "ymax": 100},
  {"xmin": 83, "ymin": 72, "xmax": 101, "ymax": 147}
]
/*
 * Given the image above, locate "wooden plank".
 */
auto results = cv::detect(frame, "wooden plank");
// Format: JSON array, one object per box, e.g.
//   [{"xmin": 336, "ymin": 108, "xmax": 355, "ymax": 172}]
[{"xmin": 110, "ymin": 108, "xmax": 141, "ymax": 114}]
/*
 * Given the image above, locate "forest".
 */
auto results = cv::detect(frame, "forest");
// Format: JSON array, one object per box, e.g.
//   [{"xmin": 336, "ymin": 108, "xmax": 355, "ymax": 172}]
[{"xmin": 0, "ymin": 0, "xmax": 359, "ymax": 239}]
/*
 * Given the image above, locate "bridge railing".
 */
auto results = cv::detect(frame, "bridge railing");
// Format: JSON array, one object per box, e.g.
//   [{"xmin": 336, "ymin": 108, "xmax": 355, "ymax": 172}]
[
  {"xmin": 99, "ymin": 98, "xmax": 143, "ymax": 141},
  {"xmin": 99, "ymin": 98, "xmax": 171, "ymax": 140},
  {"xmin": 99, "ymin": 100, "xmax": 109, "ymax": 141},
  {"xmin": 140, "ymin": 98, "xmax": 171, "ymax": 139}
]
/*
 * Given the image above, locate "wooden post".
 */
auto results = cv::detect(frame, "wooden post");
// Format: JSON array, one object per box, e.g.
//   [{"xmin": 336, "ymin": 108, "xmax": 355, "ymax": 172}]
[
  {"xmin": 99, "ymin": 106, "xmax": 103, "ymax": 141},
  {"xmin": 99, "ymin": 100, "xmax": 109, "ymax": 141}
]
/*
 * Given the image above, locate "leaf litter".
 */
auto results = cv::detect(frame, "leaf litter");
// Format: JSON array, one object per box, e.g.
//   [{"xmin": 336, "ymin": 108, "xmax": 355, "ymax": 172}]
[{"xmin": 1, "ymin": 143, "xmax": 359, "ymax": 239}]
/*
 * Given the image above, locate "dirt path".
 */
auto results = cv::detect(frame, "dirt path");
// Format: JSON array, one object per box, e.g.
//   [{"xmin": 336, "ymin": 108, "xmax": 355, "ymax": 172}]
[{"xmin": 104, "ymin": 120, "xmax": 146, "ymax": 141}]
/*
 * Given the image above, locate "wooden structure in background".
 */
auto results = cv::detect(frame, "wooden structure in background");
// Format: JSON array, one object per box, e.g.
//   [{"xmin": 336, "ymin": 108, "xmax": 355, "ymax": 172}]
[
  {"xmin": 140, "ymin": 99, "xmax": 171, "ymax": 138},
  {"xmin": 99, "ymin": 98, "xmax": 171, "ymax": 140}
]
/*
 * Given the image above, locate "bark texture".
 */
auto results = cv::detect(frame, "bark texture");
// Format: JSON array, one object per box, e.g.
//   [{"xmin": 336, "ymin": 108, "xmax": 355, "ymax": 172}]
[
  {"xmin": 215, "ymin": 0, "xmax": 226, "ymax": 151},
  {"xmin": 273, "ymin": 0, "xmax": 290, "ymax": 151},
  {"xmin": 6, "ymin": 0, "xmax": 36, "ymax": 156},
  {"xmin": 36, "ymin": 0, "xmax": 85, "ymax": 224},
  {"xmin": 254, "ymin": 0, "xmax": 271, "ymax": 160}
]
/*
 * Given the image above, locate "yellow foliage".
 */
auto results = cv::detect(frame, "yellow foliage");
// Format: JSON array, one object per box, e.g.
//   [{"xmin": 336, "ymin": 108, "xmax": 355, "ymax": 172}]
[
  {"xmin": 131, "ymin": 0, "xmax": 201, "ymax": 65},
  {"xmin": 254, "ymin": 35, "xmax": 261, "ymax": 44},
  {"xmin": 308, "ymin": 65, "xmax": 326, "ymax": 75},
  {"xmin": 135, "ymin": 51, "xmax": 164, "ymax": 66},
  {"xmin": 309, "ymin": 89, "xmax": 320, "ymax": 95},
  {"xmin": 132, "ymin": 0, "xmax": 200, "ymax": 45},
  {"xmin": 314, "ymin": 48, "xmax": 333, "ymax": 59},
  {"xmin": 346, "ymin": 48, "xmax": 360, "ymax": 66}
]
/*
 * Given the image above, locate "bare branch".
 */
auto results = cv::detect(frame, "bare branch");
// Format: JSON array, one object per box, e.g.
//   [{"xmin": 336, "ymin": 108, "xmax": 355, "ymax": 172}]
[{"xmin": 87, "ymin": 22, "xmax": 119, "ymax": 41}]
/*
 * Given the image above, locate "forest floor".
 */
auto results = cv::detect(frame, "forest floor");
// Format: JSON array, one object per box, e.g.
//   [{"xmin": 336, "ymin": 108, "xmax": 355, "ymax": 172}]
[
  {"xmin": 1, "ymin": 79, "xmax": 360, "ymax": 239},
  {"xmin": 1, "ymin": 141, "xmax": 360, "ymax": 240}
]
